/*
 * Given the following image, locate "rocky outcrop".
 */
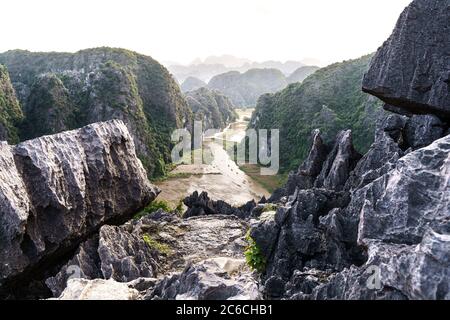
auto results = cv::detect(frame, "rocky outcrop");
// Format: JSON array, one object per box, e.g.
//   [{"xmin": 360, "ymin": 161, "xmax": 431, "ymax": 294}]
[
  {"xmin": 55, "ymin": 278, "xmax": 140, "ymax": 300},
  {"xmin": 0, "ymin": 120, "xmax": 158, "ymax": 297},
  {"xmin": 47, "ymin": 210, "xmax": 254, "ymax": 299},
  {"xmin": 362, "ymin": 0, "xmax": 450, "ymax": 120},
  {"xmin": 147, "ymin": 257, "xmax": 260, "ymax": 300},
  {"xmin": 183, "ymin": 191, "xmax": 256, "ymax": 219},
  {"xmin": 251, "ymin": 129, "xmax": 449, "ymax": 300},
  {"xmin": 356, "ymin": 135, "xmax": 450, "ymax": 245},
  {"xmin": 45, "ymin": 222, "xmax": 160, "ymax": 297},
  {"xmin": 269, "ymin": 129, "xmax": 360, "ymax": 202},
  {"xmin": 185, "ymin": 87, "xmax": 238, "ymax": 130}
]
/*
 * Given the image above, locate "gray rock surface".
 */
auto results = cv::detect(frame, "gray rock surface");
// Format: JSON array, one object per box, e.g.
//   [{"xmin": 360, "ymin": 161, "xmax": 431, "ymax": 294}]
[
  {"xmin": 98, "ymin": 225, "xmax": 159, "ymax": 283},
  {"xmin": 362, "ymin": 0, "xmax": 450, "ymax": 119},
  {"xmin": 49, "ymin": 211, "xmax": 251, "ymax": 298},
  {"xmin": 0, "ymin": 120, "xmax": 158, "ymax": 292},
  {"xmin": 404, "ymin": 114, "xmax": 446, "ymax": 149},
  {"xmin": 253, "ymin": 133, "xmax": 450, "ymax": 300},
  {"xmin": 147, "ymin": 257, "xmax": 261, "ymax": 300},
  {"xmin": 357, "ymin": 135, "xmax": 450, "ymax": 245},
  {"xmin": 55, "ymin": 278, "xmax": 140, "ymax": 300},
  {"xmin": 314, "ymin": 130, "xmax": 361, "ymax": 191},
  {"xmin": 45, "ymin": 237, "xmax": 101, "ymax": 297},
  {"xmin": 269, "ymin": 129, "xmax": 360, "ymax": 202},
  {"xmin": 250, "ymin": 109, "xmax": 449, "ymax": 300}
]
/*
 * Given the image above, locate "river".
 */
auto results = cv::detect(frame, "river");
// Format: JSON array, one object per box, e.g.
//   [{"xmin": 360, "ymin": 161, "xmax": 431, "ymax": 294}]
[{"xmin": 154, "ymin": 109, "xmax": 270, "ymax": 207}]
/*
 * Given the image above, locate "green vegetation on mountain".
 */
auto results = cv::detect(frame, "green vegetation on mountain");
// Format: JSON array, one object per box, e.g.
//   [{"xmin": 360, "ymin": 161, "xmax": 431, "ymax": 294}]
[
  {"xmin": 0, "ymin": 48, "xmax": 193, "ymax": 177},
  {"xmin": 249, "ymin": 54, "xmax": 382, "ymax": 173},
  {"xmin": 0, "ymin": 65, "xmax": 23, "ymax": 143},
  {"xmin": 185, "ymin": 87, "xmax": 238, "ymax": 130},
  {"xmin": 208, "ymin": 68, "xmax": 288, "ymax": 107},
  {"xmin": 180, "ymin": 76, "xmax": 206, "ymax": 93},
  {"xmin": 287, "ymin": 66, "xmax": 320, "ymax": 84}
]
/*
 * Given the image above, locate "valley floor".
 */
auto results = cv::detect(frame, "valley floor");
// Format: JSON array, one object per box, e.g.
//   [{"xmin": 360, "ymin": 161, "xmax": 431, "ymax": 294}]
[{"xmin": 154, "ymin": 109, "xmax": 270, "ymax": 207}]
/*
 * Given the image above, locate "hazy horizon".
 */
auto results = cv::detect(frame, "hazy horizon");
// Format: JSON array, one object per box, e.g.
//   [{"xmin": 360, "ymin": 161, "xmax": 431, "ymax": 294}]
[{"xmin": 1, "ymin": 0, "xmax": 412, "ymax": 66}]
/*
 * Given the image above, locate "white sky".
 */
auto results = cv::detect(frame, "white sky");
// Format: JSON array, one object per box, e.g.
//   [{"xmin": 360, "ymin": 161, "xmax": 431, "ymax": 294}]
[{"xmin": 0, "ymin": 0, "xmax": 412, "ymax": 66}]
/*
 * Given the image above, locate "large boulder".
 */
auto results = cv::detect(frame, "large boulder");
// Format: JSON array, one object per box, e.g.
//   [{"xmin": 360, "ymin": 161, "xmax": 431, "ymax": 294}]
[
  {"xmin": 0, "ymin": 120, "xmax": 158, "ymax": 294},
  {"xmin": 362, "ymin": 0, "xmax": 450, "ymax": 119},
  {"xmin": 55, "ymin": 278, "xmax": 140, "ymax": 300}
]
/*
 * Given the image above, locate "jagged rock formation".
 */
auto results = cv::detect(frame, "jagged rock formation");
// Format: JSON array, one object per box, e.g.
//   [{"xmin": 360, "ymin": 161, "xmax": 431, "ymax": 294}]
[
  {"xmin": 147, "ymin": 257, "xmax": 260, "ymax": 300},
  {"xmin": 287, "ymin": 66, "xmax": 319, "ymax": 84},
  {"xmin": 0, "ymin": 120, "xmax": 158, "ymax": 298},
  {"xmin": 362, "ymin": 0, "xmax": 450, "ymax": 120},
  {"xmin": 250, "ymin": 54, "xmax": 383, "ymax": 173},
  {"xmin": 180, "ymin": 76, "xmax": 206, "ymax": 93},
  {"xmin": 251, "ymin": 122, "xmax": 449, "ymax": 299},
  {"xmin": 208, "ymin": 69, "xmax": 288, "ymax": 107},
  {"xmin": 248, "ymin": 0, "xmax": 450, "ymax": 300},
  {"xmin": 0, "ymin": 48, "xmax": 193, "ymax": 177},
  {"xmin": 0, "ymin": 65, "xmax": 23, "ymax": 143},
  {"xmin": 183, "ymin": 191, "xmax": 256, "ymax": 219},
  {"xmin": 47, "ymin": 210, "xmax": 258, "ymax": 300},
  {"xmin": 45, "ymin": 222, "xmax": 160, "ymax": 297},
  {"xmin": 185, "ymin": 87, "xmax": 238, "ymax": 130},
  {"xmin": 269, "ymin": 129, "xmax": 361, "ymax": 202}
]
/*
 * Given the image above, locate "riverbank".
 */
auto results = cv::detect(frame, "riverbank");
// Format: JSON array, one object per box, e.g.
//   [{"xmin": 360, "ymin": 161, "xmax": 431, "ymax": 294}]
[{"xmin": 154, "ymin": 109, "xmax": 270, "ymax": 207}]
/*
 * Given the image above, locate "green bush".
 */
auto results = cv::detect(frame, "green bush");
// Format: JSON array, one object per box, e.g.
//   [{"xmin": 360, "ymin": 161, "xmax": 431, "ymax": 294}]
[
  {"xmin": 244, "ymin": 231, "xmax": 265, "ymax": 273},
  {"xmin": 175, "ymin": 199, "xmax": 184, "ymax": 216},
  {"xmin": 134, "ymin": 200, "xmax": 172, "ymax": 220},
  {"xmin": 142, "ymin": 233, "xmax": 171, "ymax": 255}
]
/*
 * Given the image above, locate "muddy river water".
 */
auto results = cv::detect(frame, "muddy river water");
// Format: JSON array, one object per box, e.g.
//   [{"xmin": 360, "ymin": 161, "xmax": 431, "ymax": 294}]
[{"xmin": 154, "ymin": 109, "xmax": 270, "ymax": 207}]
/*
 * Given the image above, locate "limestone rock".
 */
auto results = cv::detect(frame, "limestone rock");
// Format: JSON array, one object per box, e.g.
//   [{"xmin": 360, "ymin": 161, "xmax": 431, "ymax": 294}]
[
  {"xmin": 56, "ymin": 278, "xmax": 140, "ymax": 300},
  {"xmin": 98, "ymin": 225, "xmax": 159, "ymax": 282},
  {"xmin": 362, "ymin": 0, "xmax": 450, "ymax": 119},
  {"xmin": 357, "ymin": 135, "xmax": 450, "ymax": 245},
  {"xmin": 404, "ymin": 114, "xmax": 446, "ymax": 149},
  {"xmin": 45, "ymin": 237, "xmax": 101, "ymax": 297},
  {"xmin": 314, "ymin": 130, "xmax": 362, "ymax": 191},
  {"xmin": 147, "ymin": 258, "xmax": 261, "ymax": 300},
  {"xmin": 0, "ymin": 120, "xmax": 158, "ymax": 291},
  {"xmin": 183, "ymin": 191, "xmax": 255, "ymax": 219}
]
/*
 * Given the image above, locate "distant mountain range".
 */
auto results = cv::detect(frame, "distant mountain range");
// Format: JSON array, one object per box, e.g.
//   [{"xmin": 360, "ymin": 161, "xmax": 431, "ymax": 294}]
[
  {"xmin": 180, "ymin": 66, "xmax": 320, "ymax": 107},
  {"xmin": 166, "ymin": 55, "xmax": 322, "ymax": 83}
]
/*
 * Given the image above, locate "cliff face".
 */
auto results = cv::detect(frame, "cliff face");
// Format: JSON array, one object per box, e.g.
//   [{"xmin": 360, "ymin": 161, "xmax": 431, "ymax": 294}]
[
  {"xmin": 0, "ymin": 65, "xmax": 23, "ymax": 143},
  {"xmin": 185, "ymin": 87, "xmax": 238, "ymax": 130},
  {"xmin": 0, "ymin": 120, "xmax": 158, "ymax": 297},
  {"xmin": 250, "ymin": 54, "xmax": 383, "ymax": 173},
  {"xmin": 0, "ymin": 48, "xmax": 193, "ymax": 177},
  {"xmin": 208, "ymin": 68, "xmax": 288, "ymax": 107},
  {"xmin": 246, "ymin": 0, "xmax": 450, "ymax": 300},
  {"xmin": 362, "ymin": 0, "xmax": 450, "ymax": 120}
]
